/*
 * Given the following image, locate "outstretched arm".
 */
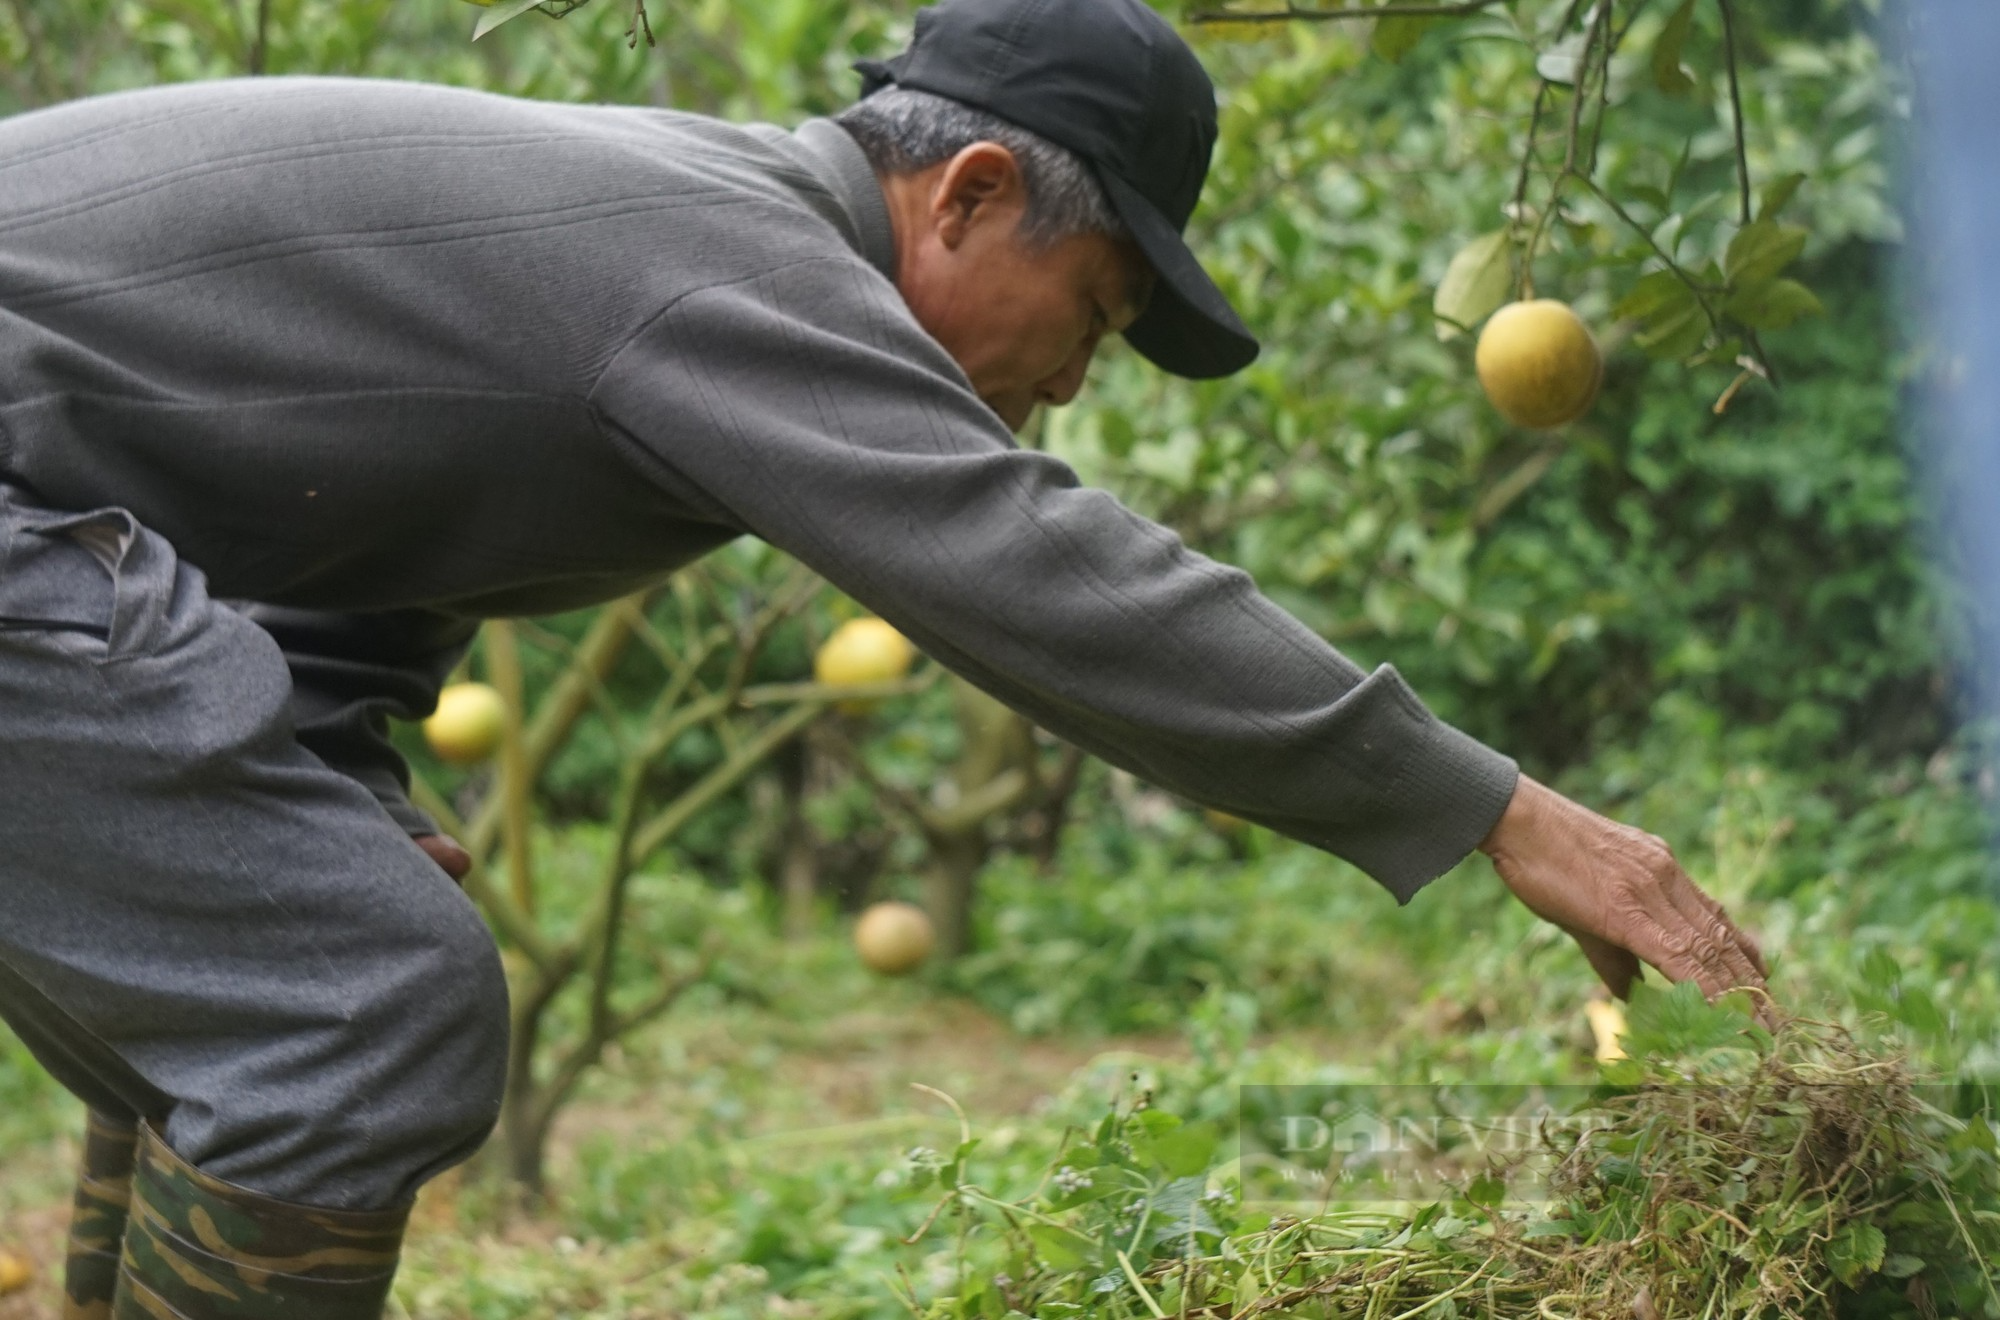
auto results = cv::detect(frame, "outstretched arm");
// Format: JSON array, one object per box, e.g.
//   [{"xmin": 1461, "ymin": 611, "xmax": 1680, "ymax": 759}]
[
  {"xmin": 594, "ymin": 259, "xmax": 1516, "ymax": 904},
  {"xmin": 592, "ymin": 255, "xmax": 1767, "ymax": 1001}
]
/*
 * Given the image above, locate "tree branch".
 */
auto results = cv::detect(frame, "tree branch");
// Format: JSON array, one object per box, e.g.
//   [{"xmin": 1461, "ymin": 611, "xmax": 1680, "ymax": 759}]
[
  {"xmin": 464, "ymin": 595, "xmax": 647, "ymax": 858},
  {"xmin": 247, "ymin": 0, "xmax": 270, "ymax": 74},
  {"xmin": 629, "ymin": 698, "xmax": 829, "ymax": 862},
  {"xmin": 1580, "ymin": 175, "xmax": 1724, "ymax": 335},
  {"xmin": 484, "ymin": 619, "xmax": 538, "ymax": 917},
  {"xmin": 1717, "ymin": 0, "xmax": 1751, "ymax": 226},
  {"xmin": 813, "ymin": 720, "xmax": 940, "ymax": 834}
]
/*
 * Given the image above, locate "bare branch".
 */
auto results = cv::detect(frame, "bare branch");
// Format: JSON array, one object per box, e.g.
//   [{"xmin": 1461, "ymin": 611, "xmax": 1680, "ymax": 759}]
[
  {"xmin": 629, "ymin": 698, "xmax": 827, "ymax": 861},
  {"xmin": 626, "ymin": 0, "xmax": 653, "ymax": 49},
  {"xmin": 1526, "ymin": 0, "xmax": 1609, "ymax": 267},
  {"xmin": 465, "ymin": 595, "xmax": 649, "ymax": 858},
  {"xmin": 813, "ymin": 720, "xmax": 940, "ymax": 835},
  {"xmin": 1716, "ymin": 0, "xmax": 1780, "ymax": 387},
  {"xmin": 927, "ymin": 767, "xmax": 1033, "ymax": 838},
  {"xmin": 1717, "ymin": 0, "xmax": 1751, "ymax": 227},
  {"xmin": 581, "ymin": 759, "xmax": 650, "ymax": 1057},
  {"xmin": 247, "ymin": 0, "xmax": 270, "ymax": 73},
  {"xmin": 485, "ymin": 620, "xmax": 538, "ymax": 917}
]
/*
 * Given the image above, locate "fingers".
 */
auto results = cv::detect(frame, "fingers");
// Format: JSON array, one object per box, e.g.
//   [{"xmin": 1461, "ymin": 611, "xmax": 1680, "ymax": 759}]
[
  {"xmin": 414, "ymin": 833, "xmax": 473, "ymax": 883},
  {"xmin": 1569, "ymin": 928, "xmax": 1641, "ymax": 1000},
  {"xmin": 1659, "ymin": 863, "xmax": 1768, "ymax": 997},
  {"xmin": 1483, "ymin": 780, "xmax": 1777, "ymax": 1014}
]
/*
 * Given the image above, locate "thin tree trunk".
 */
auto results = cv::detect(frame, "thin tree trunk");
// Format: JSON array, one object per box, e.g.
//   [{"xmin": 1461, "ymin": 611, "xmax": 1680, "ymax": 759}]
[
  {"xmin": 775, "ymin": 738, "xmax": 820, "ymax": 938},
  {"xmin": 923, "ymin": 828, "xmax": 987, "ymax": 961}
]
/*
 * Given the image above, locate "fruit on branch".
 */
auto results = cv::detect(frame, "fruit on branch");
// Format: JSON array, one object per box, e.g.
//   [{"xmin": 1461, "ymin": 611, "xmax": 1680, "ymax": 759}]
[
  {"xmin": 814, "ymin": 617, "xmax": 916, "ymax": 713},
  {"xmin": 424, "ymin": 681, "xmax": 508, "ymax": 765},
  {"xmin": 854, "ymin": 900, "xmax": 935, "ymax": 975},
  {"xmin": 1475, "ymin": 299, "xmax": 1603, "ymax": 429}
]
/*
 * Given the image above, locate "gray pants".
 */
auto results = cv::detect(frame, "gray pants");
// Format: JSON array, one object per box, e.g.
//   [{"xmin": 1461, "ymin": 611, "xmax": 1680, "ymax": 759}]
[{"xmin": 0, "ymin": 480, "xmax": 507, "ymax": 1211}]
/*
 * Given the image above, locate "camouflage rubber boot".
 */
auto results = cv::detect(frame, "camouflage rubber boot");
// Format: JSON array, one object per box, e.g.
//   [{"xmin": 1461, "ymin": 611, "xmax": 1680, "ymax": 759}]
[
  {"xmin": 63, "ymin": 1110, "xmax": 139, "ymax": 1320},
  {"xmin": 114, "ymin": 1122, "xmax": 411, "ymax": 1320}
]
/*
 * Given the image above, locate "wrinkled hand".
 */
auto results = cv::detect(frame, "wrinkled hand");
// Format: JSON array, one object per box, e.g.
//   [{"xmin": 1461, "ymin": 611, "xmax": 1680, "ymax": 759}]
[
  {"xmin": 1479, "ymin": 775, "xmax": 1769, "ymax": 1010},
  {"xmin": 415, "ymin": 833, "xmax": 473, "ymax": 883}
]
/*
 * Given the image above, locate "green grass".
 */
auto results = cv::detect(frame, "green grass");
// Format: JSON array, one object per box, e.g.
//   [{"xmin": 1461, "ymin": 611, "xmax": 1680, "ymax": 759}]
[{"xmin": 3, "ymin": 731, "xmax": 1998, "ymax": 1317}]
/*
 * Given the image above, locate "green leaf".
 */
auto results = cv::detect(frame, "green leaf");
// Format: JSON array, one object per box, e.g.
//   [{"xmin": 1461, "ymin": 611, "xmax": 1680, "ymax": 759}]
[
  {"xmin": 1634, "ymin": 303, "xmax": 1709, "ymax": 360},
  {"xmin": 1615, "ymin": 269, "xmax": 1697, "ymax": 323},
  {"xmin": 1689, "ymin": 335, "xmax": 1745, "ymax": 366},
  {"xmin": 1099, "ymin": 410, "xmax": 1138, "ymax": 460},
  {"xmin": 1371, "ymin": 15, "xmax": 1435, "ymax": 63},
  {"xmin": 1028, "ymin": 1224, "xmax": 1089, "ymax": 1271},
  {"xmin": 1652, "ymin": 0, "xmax": 1697, "ymax": 96},
  {"xmin": 1146, "ymin": 1176, "xmax": 1224, "ymax": 1250},
  {"xmin": 1622, "ymin": 980, "xmax": 1756, "ymax": 1055},
  {"xmin": 1758, "ymin": 172, "xmax": 1807, "ymax": 220},
  {"xmin": 1881, "ymin": 1254, "xmax": 1928, "ymax": 1279},
  {"xmin": 1598, "ymin": 1057, "xmax": 1646, "ymax": 1087},
  {"xmin": 1628, "ymin": 185, "xmax": 1671, "ymax": 213},
  {"xmin": 1895, "ymin": 985, "xmax": 1949, "ymax": 1040},
  {"xmin": 1433, "ymin": 231, "xmax": 1512, "ymax": 341},
  {"xmin": 1465, "ymin": 1173, "xmax": 1505, "ymax": 1208},
  {"xmin": 1136, "ymin": 1121, "xmax": 1218, "ymax": 1178},
  {"xmin": 1537, "ymin": 32, "xmax": 1583, "ymax": 85},
  {"xmin": 1861, "ymin": 946, "xmax": 1902, "ymax": 991},
  {"xmin": 1724, "ymin": 277, "xmax": 1823, "ymax": 330},
  {"xmin": 1827, "ymin": 1222, "xmax": 1887, "ymax": 1288},
  {"xmin": 472, "ymin": 0, "xmax": 544, "ymax": 39},
  {"xmin": 1724, "ymin": 219, "xmax": 1809, "ymax": 285}
]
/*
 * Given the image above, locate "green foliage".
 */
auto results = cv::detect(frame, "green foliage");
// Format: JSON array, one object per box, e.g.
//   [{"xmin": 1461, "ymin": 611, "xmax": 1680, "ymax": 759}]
[
  {"xmin": 897, "ymin": 995, "xmax": 2000, "ymax": 1320},
  {"xmin": 1055, "ymin": 5, "xmax": 1922, "ymax": 776}
]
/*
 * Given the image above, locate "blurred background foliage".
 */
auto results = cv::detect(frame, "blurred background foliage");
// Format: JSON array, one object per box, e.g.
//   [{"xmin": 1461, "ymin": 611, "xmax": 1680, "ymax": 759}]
[
  {"xmin": 3, "ymin": 0, "xmax": 1994, "ymax": 1274},
  {"xmin": 0, "ymin": 0, "xmax": 1965, "ymax": 1040}
]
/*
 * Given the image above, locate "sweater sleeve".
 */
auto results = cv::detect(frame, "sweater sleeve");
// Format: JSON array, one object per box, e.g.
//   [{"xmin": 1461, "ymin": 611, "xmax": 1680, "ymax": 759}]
[
  {"xmin": 590, "ymin": 258, "xmax": 1518, "ymax": 902},
  {"xmin": 226, "ymin": 603, "xmax": 479, "ymax": 838}
]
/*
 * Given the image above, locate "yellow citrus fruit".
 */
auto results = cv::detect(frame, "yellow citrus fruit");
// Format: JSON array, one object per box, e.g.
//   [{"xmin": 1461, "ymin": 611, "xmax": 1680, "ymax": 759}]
[
  {"xmin": 814, "ymin": 618, "xmax": 916, "ymax": 712},
  {"xmin": 1585, "ymin": 997, "xmax": 1628, "ymax": 1063},
  {"xmin": 423, "ymin": 681, "xmax": 508, "ymax": 765},
  {"xmin": 0, "ymin": 1249, "xmax": 33, "ymax": 1295},
  {"xmin": 854, "ymin": 900, "xmax": 935, "ymax": 975},
  {"xmin": 1474, "ymin": 299, "xmax": 1603, "ymax": 429}
]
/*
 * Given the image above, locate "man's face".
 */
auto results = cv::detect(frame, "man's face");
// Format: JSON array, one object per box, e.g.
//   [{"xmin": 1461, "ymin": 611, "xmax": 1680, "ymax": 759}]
[{"xmin": 887, "ymin": 143, "xmax": 1154, "ymax": 432}]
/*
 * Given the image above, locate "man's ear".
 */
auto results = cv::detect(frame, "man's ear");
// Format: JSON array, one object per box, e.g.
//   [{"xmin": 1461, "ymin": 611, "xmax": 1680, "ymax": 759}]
[{"xmin": 929, "ymin": 141, "xmax": 1026, "ymax": 251}]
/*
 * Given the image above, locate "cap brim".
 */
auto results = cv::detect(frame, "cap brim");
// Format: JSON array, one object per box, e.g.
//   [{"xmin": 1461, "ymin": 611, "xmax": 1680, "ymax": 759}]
[{"xmin": 1095, "ymin": 168, "xmax": 1259, "ymax": 379}]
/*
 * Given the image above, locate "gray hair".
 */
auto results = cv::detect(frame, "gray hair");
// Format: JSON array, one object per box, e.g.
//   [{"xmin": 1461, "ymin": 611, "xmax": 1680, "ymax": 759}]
[{"xmin": 834, "ymin": 87, "xmax": 1125, "ymax": 249}]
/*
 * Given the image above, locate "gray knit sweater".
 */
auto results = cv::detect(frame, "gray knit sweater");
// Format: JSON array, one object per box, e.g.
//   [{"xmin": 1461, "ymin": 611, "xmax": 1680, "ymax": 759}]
[{"xmin": 0, "ymin": 76, "xmax": 1517, "ymax": 901}]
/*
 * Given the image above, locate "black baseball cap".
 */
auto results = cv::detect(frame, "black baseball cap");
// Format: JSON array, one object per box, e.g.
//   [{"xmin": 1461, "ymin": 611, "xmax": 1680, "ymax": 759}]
[{"xmin": 854, "ymin": 0, "xmax": 1259, "ymax": 380}]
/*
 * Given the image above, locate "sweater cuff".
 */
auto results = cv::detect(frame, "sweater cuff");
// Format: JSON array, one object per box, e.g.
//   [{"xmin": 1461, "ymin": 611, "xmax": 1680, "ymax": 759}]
[{"xmin": 1326, "ymin": 666, "xmax": 1520, "ymax": 905}]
